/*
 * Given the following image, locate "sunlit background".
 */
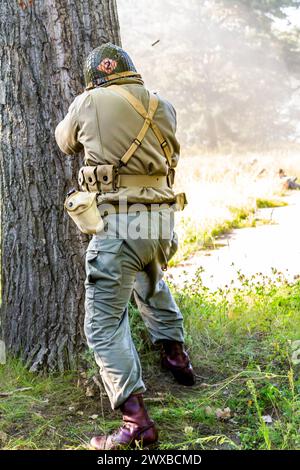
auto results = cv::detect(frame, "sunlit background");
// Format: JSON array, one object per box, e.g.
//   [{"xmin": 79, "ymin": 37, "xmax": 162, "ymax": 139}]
[
  {"xmin": 118, "ymin": 0, "xmax": 300, "ymax": 151},
  {"xmin": 117, "ymin": 0, "xmax": 300, "ymax": 281}
]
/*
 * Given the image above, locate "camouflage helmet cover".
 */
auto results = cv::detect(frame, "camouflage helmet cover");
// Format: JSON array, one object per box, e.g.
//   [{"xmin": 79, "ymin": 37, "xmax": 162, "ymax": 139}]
[{"xmin": 84, "ymin": 43, "xmax": 140, "ymax": 89}]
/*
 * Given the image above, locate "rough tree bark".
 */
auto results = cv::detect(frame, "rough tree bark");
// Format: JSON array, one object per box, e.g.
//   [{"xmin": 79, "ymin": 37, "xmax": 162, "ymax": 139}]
[{"xmin": 0, "ymin": 0, "xmax": 121, "ymax": 371}]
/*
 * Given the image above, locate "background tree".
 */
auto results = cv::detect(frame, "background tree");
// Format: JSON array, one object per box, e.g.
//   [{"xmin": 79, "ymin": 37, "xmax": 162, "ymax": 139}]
[
  {"xmin": 118, "ymin": 0, "xmax": 300, "ymax": 150},
  {"xmin": 0, "ymin": 0, "xmax": 120, "ymax": 371}
]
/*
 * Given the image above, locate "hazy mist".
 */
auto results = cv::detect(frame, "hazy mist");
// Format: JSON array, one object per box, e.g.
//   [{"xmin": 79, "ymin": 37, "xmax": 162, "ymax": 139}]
[{"xmin": 117, "ymin": 0, "xmax": 300, "ymax": 153}]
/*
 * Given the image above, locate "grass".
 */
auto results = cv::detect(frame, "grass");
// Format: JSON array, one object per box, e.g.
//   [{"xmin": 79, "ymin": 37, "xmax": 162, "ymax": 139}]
[
  {"xmin": 256, "ymin": 198, "xmax": 288, "ymax": 209},
  {"xmin": 1, "ymin": 149, "xmax": 300, "ymax": 449},
  {"xmin": 1, "ymin": 272, "xmax": 299, "ymax": 450}
]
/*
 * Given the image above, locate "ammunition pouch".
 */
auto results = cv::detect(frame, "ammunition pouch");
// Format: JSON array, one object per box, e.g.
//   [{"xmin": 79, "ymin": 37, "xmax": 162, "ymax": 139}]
[
  {"xmin": 78, "ymin": 165, "xmax": 175, "ymax": 193},
  {"xmin": 64, "ymin": 191, "xmax": 104, "ymax": 235},
  {"xmin": 78, "ymin": 165, "xmax": 117, "ymax": 193}
]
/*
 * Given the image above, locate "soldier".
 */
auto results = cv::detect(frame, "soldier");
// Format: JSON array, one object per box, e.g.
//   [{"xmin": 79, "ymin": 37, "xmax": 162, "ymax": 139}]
[
  {"xmin": 278, "ymin": 169, "xmax": 300, "ymax": 190},
  {"xmin": 55, "ymin": 43, "xmax": 195, "ymax": 450}
]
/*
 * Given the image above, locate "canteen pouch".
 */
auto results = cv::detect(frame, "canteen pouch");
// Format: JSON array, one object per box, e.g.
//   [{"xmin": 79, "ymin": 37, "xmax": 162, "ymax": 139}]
[{"xmin": 64, "ymin": 191, "xmax": 104, "ymax": 235}]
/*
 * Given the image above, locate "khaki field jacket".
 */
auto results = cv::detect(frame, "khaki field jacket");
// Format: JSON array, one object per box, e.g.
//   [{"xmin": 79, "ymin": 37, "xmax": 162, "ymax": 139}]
[{"xmin": 55, "ymin": 80, "xmax": 180, "ymax": 205}]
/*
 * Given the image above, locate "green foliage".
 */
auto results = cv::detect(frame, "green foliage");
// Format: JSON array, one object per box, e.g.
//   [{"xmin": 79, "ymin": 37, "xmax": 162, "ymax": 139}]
[
  {"xmin": 1, "ymin": 273, "xmax": 299, "ymax": 449},
  {"xmin": 171, "ymin": 273, "xmax": 300, "ymax": 449},
  {"xmin": 256, "ymin": 198, "xmax": 288, "ymax": 208},
  {"xmin": 119, "ymin": 0, "xmax": 300, "ymax": 149}
]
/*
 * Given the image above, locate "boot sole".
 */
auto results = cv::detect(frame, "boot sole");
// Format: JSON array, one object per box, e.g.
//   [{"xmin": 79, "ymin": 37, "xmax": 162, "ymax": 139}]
[{"xmin": 161, "ymin": 361, "xmax": 196, "ymax": 386}]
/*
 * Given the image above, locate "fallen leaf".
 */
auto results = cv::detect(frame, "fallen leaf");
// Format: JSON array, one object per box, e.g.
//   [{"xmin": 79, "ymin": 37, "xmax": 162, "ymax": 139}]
[
  {"xmin": 184, "ymin": 426, "xmax": 194, "ymax": 435},
  {"xmin": 0, "ymin": 431, "xmax": 8, "ymax": 443},
  {"xmin": 215, "ymin": 407, "xmax": 231, "ymax": 420},
  {"xmin": 92, "ymin": 375, "xmax": 102, "ymax": 390},
  {"xmin": 86, "ymin": 386, "xmax": 96, "ymax": 397},
  {"xmin": 204, "ymin": 406, "xmax": 214, "ymax": 416},
  {"xmin": 262, "ymin": 415, "xmax": 273, "ymax": 424},
  {"xmin": 89, "ymin": 414, "xmax": 98, "ymax": 420},
  {"xmin": 291, "ymin": 348, "xmax": 300, "ymax": 365}
]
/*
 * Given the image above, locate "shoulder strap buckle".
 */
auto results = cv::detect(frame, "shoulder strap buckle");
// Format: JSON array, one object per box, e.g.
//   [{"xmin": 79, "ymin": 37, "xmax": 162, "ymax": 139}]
[{"xmin": 133, "ymin": 138, "xmax": 142, "ymax": 147}]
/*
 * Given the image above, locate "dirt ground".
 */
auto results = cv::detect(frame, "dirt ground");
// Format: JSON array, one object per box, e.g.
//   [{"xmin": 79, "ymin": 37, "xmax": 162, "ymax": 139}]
[{"xmin": 167, "ymin": 192, "xmax": 300, "ymax": 290}]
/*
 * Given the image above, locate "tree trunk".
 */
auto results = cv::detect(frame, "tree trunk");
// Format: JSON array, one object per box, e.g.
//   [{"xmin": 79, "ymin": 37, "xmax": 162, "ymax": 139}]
[
  {"xmin": 204, "ymin": 109, "xmax": 219, "ymax": 151},
  {"xmin": 0, "ymin": 0, "xmax": 120, "ymax": 372}
]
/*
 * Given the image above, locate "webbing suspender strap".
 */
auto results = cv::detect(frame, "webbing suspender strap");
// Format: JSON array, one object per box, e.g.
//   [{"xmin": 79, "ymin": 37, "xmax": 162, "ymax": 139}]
[
  {"xmin": 120, "ymin": 91, "xmax": 158, "ymax": 165},
  {"xmin": 109, "ymin": 85, "xmax": 173, "ymax": 167}
]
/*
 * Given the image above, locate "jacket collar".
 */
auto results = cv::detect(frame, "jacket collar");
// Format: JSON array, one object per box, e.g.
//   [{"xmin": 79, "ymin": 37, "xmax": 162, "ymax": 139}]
[{"xmin": 91, "ymin": 76, "xmax": 144, "ymax": 90}]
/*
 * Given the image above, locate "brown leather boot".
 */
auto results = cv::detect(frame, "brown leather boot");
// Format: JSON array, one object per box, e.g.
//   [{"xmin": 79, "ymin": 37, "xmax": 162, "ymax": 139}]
[
  {"xmin": 90, "ymin": 393, "xmax": 158, "ymax": 450},
  {"xmin": 161, "ymin": 340, "xmax": 196, "ymax": 386}
]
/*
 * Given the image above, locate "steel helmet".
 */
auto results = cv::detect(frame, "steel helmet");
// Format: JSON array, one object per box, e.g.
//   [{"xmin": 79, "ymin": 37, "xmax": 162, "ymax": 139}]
[{"xmin": 84, "ymin": 43, "xmax": 141, "ymax": 89}]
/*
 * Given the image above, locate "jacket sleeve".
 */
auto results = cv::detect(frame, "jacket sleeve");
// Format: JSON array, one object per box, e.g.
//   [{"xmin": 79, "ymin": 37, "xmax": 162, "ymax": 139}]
[{"xmin": 55, "ymin": 98, "xmax": 84, "ymax": 155}]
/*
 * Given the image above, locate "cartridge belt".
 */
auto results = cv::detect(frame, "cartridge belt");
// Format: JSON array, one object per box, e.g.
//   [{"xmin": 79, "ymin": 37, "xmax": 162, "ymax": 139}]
[{"xmin": 78, "ymin": 165, "xmax": 174, "ymax": 193}]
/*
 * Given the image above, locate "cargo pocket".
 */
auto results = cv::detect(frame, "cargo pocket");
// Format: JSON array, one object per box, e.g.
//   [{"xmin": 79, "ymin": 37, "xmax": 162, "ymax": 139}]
[
  {"xmin": 86, "ymin": 249, "xmax": 99, "ymax": 263},
  {"xmin": 85, "ymin": 239, "xmax": 124, "ymax": 284},
  {"xmin": 84, "ymin": 239, "xmax": 124, "ymax": 345},
  {"xmin": 85, "ymin": 249, "xmax": 100, "ymax": 282}
]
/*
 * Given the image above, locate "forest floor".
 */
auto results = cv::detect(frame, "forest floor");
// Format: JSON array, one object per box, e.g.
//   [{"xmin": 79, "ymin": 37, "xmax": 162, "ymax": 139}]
[
  {"xmin": 0, "ymin": 274, "xmax": 299, "ymax": 450},
  {"xmin": 1, "ymin": 191, "xmax": 300, "ymax": 450},
  {"xmin": 167, "ymin": 191, "xmax": 300, "ymax": 290}
]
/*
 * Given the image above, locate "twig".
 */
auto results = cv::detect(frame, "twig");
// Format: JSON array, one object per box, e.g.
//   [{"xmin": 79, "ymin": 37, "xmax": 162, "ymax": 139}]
[{"xmin": 0, "ymin": 386, "xmax": 33, "ymax": 397}]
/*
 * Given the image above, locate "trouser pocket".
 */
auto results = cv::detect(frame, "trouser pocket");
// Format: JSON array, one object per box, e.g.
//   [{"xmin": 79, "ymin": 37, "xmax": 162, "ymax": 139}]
[{"xmin": 84, "ymin": 239, "xmax": 124, "ymax": 345}]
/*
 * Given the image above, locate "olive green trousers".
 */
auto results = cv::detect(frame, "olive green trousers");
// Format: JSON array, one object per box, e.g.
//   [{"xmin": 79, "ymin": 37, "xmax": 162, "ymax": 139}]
[{"xmin": 84, "ymin": 210, "xmax": 184, "ymax": 409}]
